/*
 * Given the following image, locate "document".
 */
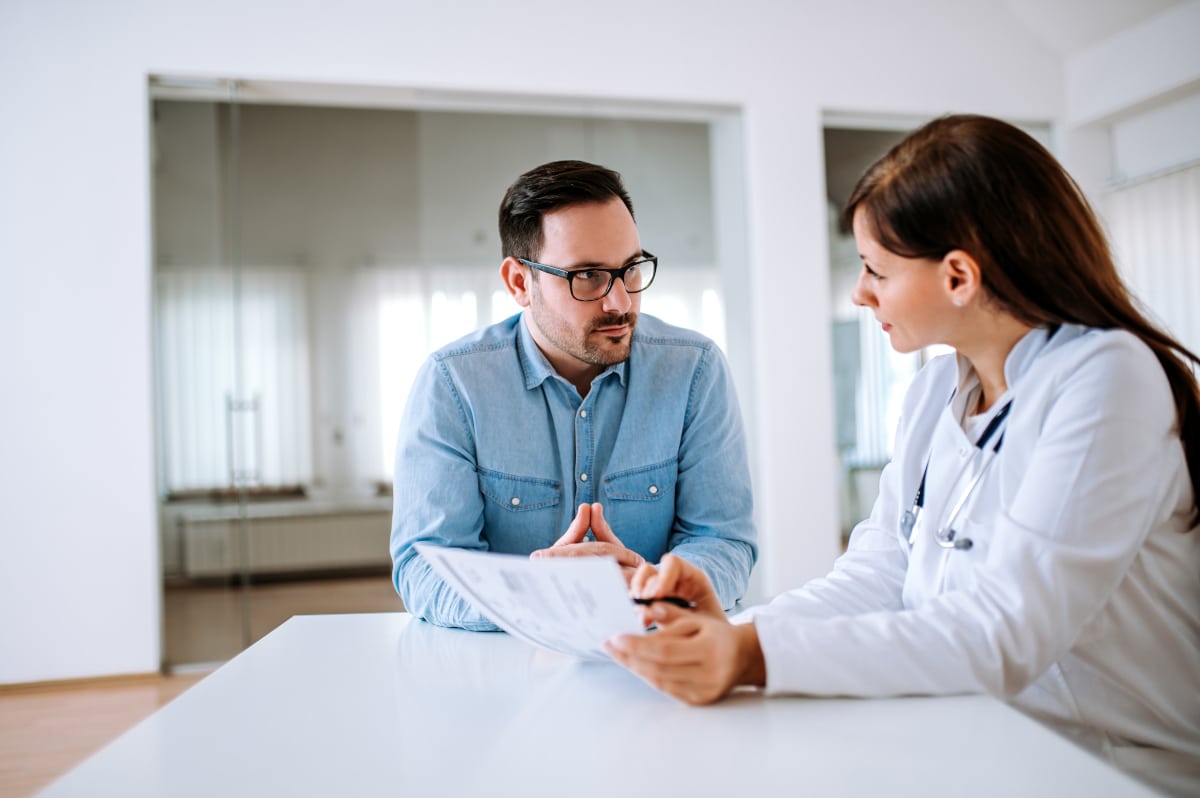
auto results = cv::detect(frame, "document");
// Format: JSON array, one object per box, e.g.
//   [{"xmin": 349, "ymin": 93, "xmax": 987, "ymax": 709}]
[{"xmin": 414, "ymin": 543, "xmax": 644, "ymax": 660}]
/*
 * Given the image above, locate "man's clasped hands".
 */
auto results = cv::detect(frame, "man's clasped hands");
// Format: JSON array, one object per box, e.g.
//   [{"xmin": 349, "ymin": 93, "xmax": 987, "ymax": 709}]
[{"xmin": 531, "ymin": 502, "xmax": 765, "ymax": 705}]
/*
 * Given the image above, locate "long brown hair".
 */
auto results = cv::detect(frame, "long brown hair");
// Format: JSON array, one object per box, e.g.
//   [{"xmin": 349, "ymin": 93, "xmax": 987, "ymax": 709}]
[{"xmin": 844, "ymin": 113, "xmax": 1200, "ymax": 522}]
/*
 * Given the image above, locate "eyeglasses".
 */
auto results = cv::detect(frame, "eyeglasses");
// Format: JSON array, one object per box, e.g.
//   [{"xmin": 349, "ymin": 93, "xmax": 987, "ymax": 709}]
[{"xmin": 517, "ymin": 252, "xmax": 657, "ymax": 302}]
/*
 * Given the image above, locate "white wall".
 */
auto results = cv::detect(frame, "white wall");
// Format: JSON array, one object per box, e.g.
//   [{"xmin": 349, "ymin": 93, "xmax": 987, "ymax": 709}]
[
  {"xmin": 1065, "ymin": 0, "xmax": 1200, "ymax": 128},
  {"xmin": 1061, "ymin": 0, "xmax": 1200, "ymax": 198},
  {"xmin": 0, "ymin": 0, "xmax": 1070, "ymax": 683}
]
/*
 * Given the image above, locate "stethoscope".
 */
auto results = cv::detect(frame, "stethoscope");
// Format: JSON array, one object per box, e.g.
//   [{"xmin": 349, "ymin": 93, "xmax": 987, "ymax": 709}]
[{"xmin": 899, "ymin": 397, "xmax": 1013, "ymax": 552}]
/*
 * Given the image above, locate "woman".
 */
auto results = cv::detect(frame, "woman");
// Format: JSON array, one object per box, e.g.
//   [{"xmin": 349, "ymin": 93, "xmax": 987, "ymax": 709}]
[{"xmin": 605, "ymin": 114, "xmax": 1200, "ymax": 795}]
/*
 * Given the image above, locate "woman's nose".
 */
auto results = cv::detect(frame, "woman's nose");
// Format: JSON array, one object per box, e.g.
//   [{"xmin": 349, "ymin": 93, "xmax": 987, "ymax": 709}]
[{"xmin": 850, "ymin": 272, "xmax": 873, "ymax": 308}]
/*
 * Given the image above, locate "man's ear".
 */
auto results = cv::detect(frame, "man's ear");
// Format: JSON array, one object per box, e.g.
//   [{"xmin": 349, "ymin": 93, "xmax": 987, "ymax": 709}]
[
  {"xmin": 500, "ymin": 257, "xmax": 533, "ymax": 308},
  {"xmin": 942, "ymin": 249, "xmax": 982, "ymax": 308}
]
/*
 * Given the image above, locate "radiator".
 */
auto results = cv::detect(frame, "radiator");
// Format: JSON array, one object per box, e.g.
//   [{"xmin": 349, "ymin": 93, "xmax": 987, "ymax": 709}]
[{"xmin": 179, "ymin": 508, "xmax": 392, "ymax": 578}]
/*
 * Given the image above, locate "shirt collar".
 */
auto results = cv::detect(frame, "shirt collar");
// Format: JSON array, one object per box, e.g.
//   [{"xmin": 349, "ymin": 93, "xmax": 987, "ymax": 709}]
[
  {"xmin": 952, "ymin": 324, "xmax": 1078, "ymax": 412},
  {"xmin": 517, "ymin": 312, "xmax": 629, "ymax": 391}
]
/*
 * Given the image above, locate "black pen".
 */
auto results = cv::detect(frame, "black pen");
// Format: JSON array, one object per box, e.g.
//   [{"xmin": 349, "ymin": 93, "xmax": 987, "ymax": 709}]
[{"xmin": 632, "ymin": 596, "xmax": 697, "ymax": 609}]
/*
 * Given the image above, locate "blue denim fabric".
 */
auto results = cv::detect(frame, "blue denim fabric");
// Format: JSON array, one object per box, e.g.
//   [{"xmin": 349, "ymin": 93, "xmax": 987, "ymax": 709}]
[{"xmin": 390, "ymin": 312, "xmax": 757, "ymax": 630}]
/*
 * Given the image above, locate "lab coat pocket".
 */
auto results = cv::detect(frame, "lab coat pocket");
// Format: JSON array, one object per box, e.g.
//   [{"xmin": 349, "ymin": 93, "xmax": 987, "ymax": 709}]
[{"xmin": 477, "ymin": 469, "xmax": 561, "ymax": 512}]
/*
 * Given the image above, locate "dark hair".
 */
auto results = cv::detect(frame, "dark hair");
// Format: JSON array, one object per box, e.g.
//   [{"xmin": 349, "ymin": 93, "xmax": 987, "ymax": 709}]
[
  {"xmin": 498, "ymin": 160, "xmax": 635, "ymax": 261},
  {"xmin": 844, "ymin": 113, "xmax": 1200, "ymax": 522}
]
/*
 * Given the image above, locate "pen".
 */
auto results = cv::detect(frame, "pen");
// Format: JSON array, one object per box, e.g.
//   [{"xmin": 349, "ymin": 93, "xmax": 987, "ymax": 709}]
[{"xmin": 632, "ymin": 596, "xmax": 697, "ymax": 609}]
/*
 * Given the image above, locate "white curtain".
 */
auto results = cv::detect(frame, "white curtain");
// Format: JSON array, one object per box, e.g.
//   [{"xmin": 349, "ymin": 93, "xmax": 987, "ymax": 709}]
[
  {"xmin": 1105, "ymin": 163, "xmax": 1200, "ymax": 356},
  {"xmin": 352, "ymin": 266, "xmax": 496, "ymax": 483},
  {"xmin": 156, "ymin": 266, "xmax": 313, "ymax": 492},
  {"xmin": 851, "ymin": 309, "xmax": 922, "ymax": 466},
  {"xmin": 638, "ymin": 265, "xmax": 726, "ymax": 352}
]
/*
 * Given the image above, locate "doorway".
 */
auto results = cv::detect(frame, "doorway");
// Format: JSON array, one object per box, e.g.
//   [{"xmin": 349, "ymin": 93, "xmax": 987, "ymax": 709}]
[{"xmin": 150, "ymin": 77, "xmax": 752, "ymax": 667}]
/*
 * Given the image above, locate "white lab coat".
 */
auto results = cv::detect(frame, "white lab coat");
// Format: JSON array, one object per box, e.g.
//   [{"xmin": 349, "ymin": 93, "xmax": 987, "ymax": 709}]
[{"xmin": 749, "ymin": 324, "xmax": 1200, "ymax": 793}]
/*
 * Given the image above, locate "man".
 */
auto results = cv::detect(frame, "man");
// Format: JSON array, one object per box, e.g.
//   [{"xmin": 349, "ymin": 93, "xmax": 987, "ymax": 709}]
[{"xmin": 390, "ymin": 160, "xmax": 756, "ymax": 630}]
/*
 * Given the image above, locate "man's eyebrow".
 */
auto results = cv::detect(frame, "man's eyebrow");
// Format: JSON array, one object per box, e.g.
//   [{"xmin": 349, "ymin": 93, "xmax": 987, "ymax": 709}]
[{"xmin": 564, "ymin": 252, "xmax": 645, "ymax": 270}]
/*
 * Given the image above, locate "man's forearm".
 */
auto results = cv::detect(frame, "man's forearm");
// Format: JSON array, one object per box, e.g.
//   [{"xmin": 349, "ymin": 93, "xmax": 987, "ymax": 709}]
[{"xmin": 395, "ymin": 553, "xmax": 501, "ymax": 631}]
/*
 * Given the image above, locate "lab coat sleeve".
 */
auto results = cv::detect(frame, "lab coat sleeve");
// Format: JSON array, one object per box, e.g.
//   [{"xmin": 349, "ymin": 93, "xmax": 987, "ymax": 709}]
[
  {"xmin": 733, "ymin": 373, "xmax": 928, "ymax": 624},
  {"xmin": 735, "ymin": 463, "xmax": 912, "ymax": 624},
  {"xmin": 753, "ymin": 332, "xmax": 1184, "ymax": 698},
  {"xmin": 390, "ymin": 357, "xmax": 500, "ymax": 631}
]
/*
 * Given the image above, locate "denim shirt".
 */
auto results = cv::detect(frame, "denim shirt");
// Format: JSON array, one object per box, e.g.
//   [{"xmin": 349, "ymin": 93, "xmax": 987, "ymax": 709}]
[{"xmin": 390, "ymin": 312, "xmax": 757, "ymax": 630}]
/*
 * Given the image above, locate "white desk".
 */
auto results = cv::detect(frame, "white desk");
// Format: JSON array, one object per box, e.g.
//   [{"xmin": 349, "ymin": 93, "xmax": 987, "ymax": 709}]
[{"xmin": 41, "ymin": 613, "xmax": 1155, "ymax": 797}]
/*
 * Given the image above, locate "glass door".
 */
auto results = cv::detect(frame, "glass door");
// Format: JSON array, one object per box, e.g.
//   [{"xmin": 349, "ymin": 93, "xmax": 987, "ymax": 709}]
[
  {"xmin": 154, "ymin": 80, "xmax": 257, "ymax": 665},
  {"xmin": 154, "ymin": 81, "xmax": 407, "ymax": 669},
  {"xmin": 152, "ymin": 79, "xmax": 736, "ymax": 668}
]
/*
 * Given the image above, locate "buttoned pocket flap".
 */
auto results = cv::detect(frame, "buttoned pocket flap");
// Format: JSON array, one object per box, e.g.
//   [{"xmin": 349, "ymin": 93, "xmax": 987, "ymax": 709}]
[
  {"xmin": 602, "ymin": 459, "xmax": 676, "ymax": 502},
  {"xmin": 478, "ymin": 469, "xmax": 561, "ymax": 512}
]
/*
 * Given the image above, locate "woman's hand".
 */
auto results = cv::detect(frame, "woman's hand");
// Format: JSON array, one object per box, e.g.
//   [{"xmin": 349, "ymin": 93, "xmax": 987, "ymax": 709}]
[
  {"xmin": 629, "ymin": 553, "xmax": 724, "ymax": 621},
  {"xmin": 605, "ymin": 606, "xmax": 766, "ymax": 705}
]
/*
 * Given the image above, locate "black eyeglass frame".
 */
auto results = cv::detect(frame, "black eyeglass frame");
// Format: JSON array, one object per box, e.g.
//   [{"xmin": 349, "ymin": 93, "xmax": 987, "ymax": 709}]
[{"xmin": 516, "ymin": 251, "xmax": 658, "ymax": 302}]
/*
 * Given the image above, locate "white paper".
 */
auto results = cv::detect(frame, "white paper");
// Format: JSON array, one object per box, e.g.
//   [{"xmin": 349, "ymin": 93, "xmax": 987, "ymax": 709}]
[{"xmin": 414, "ymin": 543, "xmax": 644, "ymax": 660}]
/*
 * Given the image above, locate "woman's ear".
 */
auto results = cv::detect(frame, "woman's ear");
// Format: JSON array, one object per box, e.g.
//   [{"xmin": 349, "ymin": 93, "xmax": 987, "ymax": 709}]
[
  {"xmin": 500, "ymin": 257, "xmax": 533, "ymax": 308},
  {"xmin": 942, "ymin": 249, "xmax": 982, "ymax": 308}
]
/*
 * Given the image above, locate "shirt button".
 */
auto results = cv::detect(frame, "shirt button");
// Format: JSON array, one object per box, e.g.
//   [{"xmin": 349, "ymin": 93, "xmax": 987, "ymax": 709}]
[
  {"xmin": 510, "ymin": 497, "xmax": 520, "ymax": 506},
  {"xmin": 959, "ymin": 448, "xmax": 969, "ymax": 458},
  {"xmin": 648, "ymin": 485, "xmax": 658, "ymax": 495},
  {"xmin": 580, "ymin": 473, "xmax": 588, "ymax": 482},
  {"xmin": 579, "ymin": 409, "xmax": 587, "ymax": 418}
]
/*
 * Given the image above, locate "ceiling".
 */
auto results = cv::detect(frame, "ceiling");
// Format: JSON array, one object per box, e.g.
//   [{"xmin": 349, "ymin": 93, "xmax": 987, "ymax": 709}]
[
  {"xmin": 1000, "ymin": 0, "xmax": 1183, "ymax": 57},
  {"xmin": 822, "ymin": 1, "xmax": 1186, "ymax": 207}
]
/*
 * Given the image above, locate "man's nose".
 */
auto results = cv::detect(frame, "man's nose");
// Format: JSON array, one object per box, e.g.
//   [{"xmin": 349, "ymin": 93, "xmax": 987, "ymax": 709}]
[{"xmin": 601, "ymin": 275, "xmax": 633, "ymax": 314}]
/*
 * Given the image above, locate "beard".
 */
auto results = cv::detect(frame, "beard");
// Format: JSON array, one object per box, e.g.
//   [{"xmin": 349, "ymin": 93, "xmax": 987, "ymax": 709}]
[
  {"xmin": 526, "ymin": 289, "xmax": 639, "ymax": 370},
  {"xmin": 579, "ymin": 311, "xmax": 639, "ymax": 365}
]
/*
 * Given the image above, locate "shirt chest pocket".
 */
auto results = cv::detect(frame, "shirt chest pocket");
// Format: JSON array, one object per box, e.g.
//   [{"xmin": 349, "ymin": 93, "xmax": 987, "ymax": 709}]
[
  {"xmin": 478, "ymin": 469, "xmax": 561, "ymax": 512},
  {"xmin": 602, "ymin": 459, "xmax": 676, "ymax": 503},
  {"xmin": 600, "ymin": 460, "xmax": 676, "ymax": 558}
]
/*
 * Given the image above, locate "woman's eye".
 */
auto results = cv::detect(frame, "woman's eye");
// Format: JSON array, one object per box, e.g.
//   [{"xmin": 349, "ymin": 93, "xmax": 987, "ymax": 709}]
[{"xmin": 863, "ymin": 264, "xmax": 881, "ymax": 279}]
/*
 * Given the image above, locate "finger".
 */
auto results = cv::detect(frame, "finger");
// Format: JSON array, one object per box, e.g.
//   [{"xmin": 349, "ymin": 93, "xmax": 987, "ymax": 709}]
[
  {"xmin": 538, "ymin": 542, "xmax": 643, "ymax": 568},
  {"xmin": 629, "ymin": 561, "xmax": 660, "ymax": 597},
  {"xmin": 552, "ymin": 504, "xmax": 591, "ymax": 547},
  {"xmin": 534, "ymin": 543, "xmax": 594, "ymax": 558},
  {"xmin": 655, "ymin": 554, "xmax": 722, "ymax": 615},
  {"xmin": 644, "ymin": 602, "xmax": 689, "ymax": 626},
  {"xmin": 629, "ymin": 555, "xmax": 678, "ymax": 600},
  {"xmin": 604, "ymin": 635, "xmax": 637, "ymax": 663},
  {"xmin": 635, "ymin": 601, "xmax": 668, "ymax": 628},
  {"xmin": 588, "ymin": 503, "xmax": 621, "ymax": 544},
  {"xmin": 609, "ymin": 545, "xmax": 643, "ymax": 569},
  {"xmin": 606, "ymin": 639, "xmax": 723, "ymax": 703},
  {"xmin": 655, "ymin": 553, "xmax": 686, "ymax": 591},
  {"xmin": 651, "ymin": 673, "xmax": 729, "ymax": 706},
  {"xmin": 616, "ymin": 619, "xmax": 709, "ymax": 667}
]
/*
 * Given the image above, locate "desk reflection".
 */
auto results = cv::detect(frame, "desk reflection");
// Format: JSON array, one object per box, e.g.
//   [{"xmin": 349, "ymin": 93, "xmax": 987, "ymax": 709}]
[{"xmin": 388, "ymin": 618, "xmax": 783, "ymax": 794}]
